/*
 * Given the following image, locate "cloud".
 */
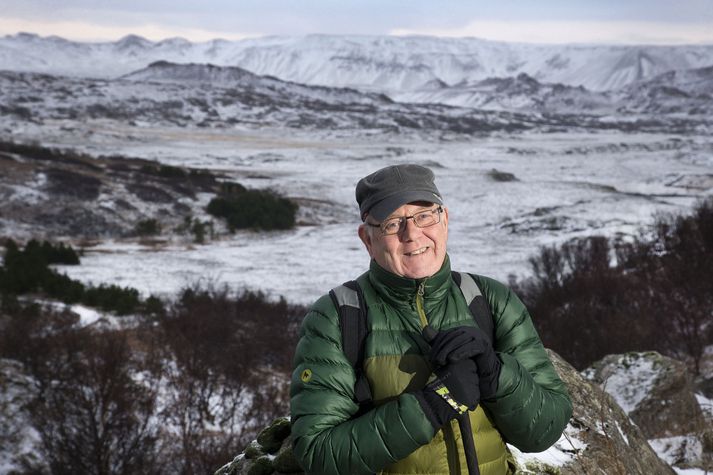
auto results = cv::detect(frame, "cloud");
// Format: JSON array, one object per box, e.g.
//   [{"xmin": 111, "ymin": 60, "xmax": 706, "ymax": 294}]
[
  {"xmin": 390, "ymin": 20, "xmax": 713, "ymax": 45},
  {"xmin": 0, "ymin": 16, "xmax": 257, "ymax": 42}
]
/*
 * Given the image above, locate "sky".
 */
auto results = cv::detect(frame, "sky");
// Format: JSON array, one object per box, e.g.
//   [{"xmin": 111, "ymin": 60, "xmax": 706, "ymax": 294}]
[{"xmin": 1, "ymin": 0, "xmax": 713, "ymax": 45}]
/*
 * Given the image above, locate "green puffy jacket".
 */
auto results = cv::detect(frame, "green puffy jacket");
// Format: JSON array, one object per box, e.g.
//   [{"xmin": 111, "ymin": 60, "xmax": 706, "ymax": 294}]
[{"xmin": 290, "ymin": 255, "xmax": 572, "ymax": 475}]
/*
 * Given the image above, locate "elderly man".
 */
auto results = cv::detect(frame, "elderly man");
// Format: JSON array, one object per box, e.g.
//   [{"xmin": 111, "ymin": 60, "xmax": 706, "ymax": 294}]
[{"xmin": 290, "ymin": 164, "xmax": 572, "ymax": 475}]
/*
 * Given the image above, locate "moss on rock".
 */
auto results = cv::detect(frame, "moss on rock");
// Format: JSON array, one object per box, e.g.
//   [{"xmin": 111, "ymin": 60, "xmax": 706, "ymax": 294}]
[
  {"xmin": 257, "ymin": 417, "xmax": 292, "ymax": 454},
  {"xmin": 244, "ymin": 441, "xmax": 265, "ymax": 460},
  {"xmin": 272, "ymin": 435, "xmax": 303, "ymax": 473},
  {"xmin": 247, "ymin": 456, "xmax": 274, "ymax": 475}
]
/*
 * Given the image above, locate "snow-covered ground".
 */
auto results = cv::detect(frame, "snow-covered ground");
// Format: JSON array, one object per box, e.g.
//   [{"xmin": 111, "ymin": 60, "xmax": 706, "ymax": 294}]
[
  {"xmin": 508, "ymin": 424, "xmax": 587, "ymax": 471},
  {"xmin": 19, "ymin": 123, "xmax": 707, "ymax": 304}
]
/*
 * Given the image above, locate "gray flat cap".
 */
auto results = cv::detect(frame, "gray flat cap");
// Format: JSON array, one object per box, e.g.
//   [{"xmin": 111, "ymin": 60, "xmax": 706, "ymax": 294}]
[{"xmin": 356, "ymin": 164, "xmax": 443, "ymax": 221}]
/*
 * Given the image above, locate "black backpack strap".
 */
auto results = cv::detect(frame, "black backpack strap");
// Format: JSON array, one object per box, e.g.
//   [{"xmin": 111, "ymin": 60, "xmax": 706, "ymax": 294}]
[
  {"xmin": 452, "ymin": 271, "xmax": 495, "ymax": 345},
  {"xmin": 329, "ymin": 280, "xmax": 373, "ymax": 414}
]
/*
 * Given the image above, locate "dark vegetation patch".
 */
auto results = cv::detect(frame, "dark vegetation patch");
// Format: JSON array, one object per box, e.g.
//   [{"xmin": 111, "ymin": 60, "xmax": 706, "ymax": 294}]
[
  {"xmin": 0, "ymin": 140, "xmax": 102, "ymax": 171},
  {"xmin": 0, "ymin": 268, "xmax": 305, "ymax": 474},
  {"xmin": 207, "ymin": 185, "xmax": 298, "ymax": 231},
  {"xmin": 126, "ymin": 183, "xmax": 174, "ymax": 203},
  {"xmin": 135, "ymin": 218, "xmax": 162, "ymax": 236},
  {"xmin": 487, "ymin": 169, "xmax": 519, "ymax": 182},
  {"xmin": 45, "ymin": 167, "xmax": 102, "ymax": 200},
  {"xmin": 34, "ymin": 207, "xmax": 123, "ymax": 237},
  {"xmin": 513, "ymin": 197, "xmax": 713, "ymax": 374},
  {"xmin": 0, "ymin": 239, "xmax": 150, "ymax": 315}
]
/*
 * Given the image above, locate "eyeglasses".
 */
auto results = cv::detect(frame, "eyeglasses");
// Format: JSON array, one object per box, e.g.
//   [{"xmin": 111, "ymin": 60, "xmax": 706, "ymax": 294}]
[{"xmin": 366, "ymin": 206, "xmax": 444, "ymax": 236}]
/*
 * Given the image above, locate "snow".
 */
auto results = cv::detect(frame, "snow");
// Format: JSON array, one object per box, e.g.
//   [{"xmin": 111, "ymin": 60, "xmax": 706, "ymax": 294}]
[
  {"xmin": 22, "ymin": 126, "xmax": 704, "ymax": 305},
  {"xmin": 69, "ymin": 304, "xmax": 104, "ymax": 326},
  {"xmin": 671, "ymin": 469, "xmax": 710, "ymax": 475},
  {"xmin": 509, "ymin": 425, "xmax": 587, "ymax": 469},
  {"xmin": 649, "ymin": 436, "xmax": 704, "ymax": 471},
  {"xmin": 3, "ymin": 33, "xmax": 713, "ymax": 94},
  {"xmin": 695, "ymin": 393, "xmax": 713, "ymax": 419},
  {"xmin": 597, "ymin": 355, "xmax": 659, "ymax": 415}
]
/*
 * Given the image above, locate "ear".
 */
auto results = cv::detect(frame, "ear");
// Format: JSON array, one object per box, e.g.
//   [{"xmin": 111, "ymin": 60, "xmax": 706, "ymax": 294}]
[
  {"xmin": 358, "ymin": 224, "xmax": 374, "ymax": 257},
  {"xmin": 441, "ymin": 206, "xmax": 449, "ymax": 240}
]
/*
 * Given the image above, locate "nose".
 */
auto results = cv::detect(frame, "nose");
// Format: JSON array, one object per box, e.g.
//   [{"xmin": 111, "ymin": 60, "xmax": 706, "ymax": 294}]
[{"xmin": 399, "ymin": 216, "xmax": 422, "ymax": 241}]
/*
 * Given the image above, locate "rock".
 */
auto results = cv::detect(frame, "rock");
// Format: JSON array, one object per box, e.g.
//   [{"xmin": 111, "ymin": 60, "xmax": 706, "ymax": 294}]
[
  {"xmin": 244, "ymin": 440, "xmax": 265, "ymax": 460},
  {"xmin": 214, "ymin": 418, "xmax": 302, "ymax": 475},
  {"xmin": 246, "ymin": 456, "xmax": 274, "ymax": 475},
  {"xmin": 256, "ymin": 417, "xmax": 291, "ymax": 454},
  {"xmin": 584, "ymin": 352, "xmax": 703, "ymax": 438},
  {"xmin": 583, "ymin": 351, "xmax": 712, "ymax": 472},
  {"xmin": 272, "ymin": 434, "xmax": 303, "ymax": 473},
  {"xmin": 538, "ymin": 350, "xmax": 675, "ymax": 475},
  {"xmin": 214, "ymin": 454, "xmax": 246, "ymax": 475}
]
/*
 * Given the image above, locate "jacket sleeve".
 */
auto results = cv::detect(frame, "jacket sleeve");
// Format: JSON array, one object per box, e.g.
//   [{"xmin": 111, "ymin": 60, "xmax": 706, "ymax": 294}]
[
  {"xmin": 290, "ymin": 295, "xmax": 435, "ymax": 475},
  {"xmin": 475, "ymin": 275, "xmax": 573, "ymax": 453}
]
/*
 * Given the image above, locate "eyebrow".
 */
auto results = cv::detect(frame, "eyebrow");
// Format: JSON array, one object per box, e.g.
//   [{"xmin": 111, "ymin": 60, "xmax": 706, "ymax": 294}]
[{"xmin": 385, "ymin": 206, "xmax": 435, "ymax": 220}]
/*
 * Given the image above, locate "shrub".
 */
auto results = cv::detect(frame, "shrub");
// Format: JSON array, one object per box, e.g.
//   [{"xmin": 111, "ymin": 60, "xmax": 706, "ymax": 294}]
[
  {"xmin": 42, "ymin": 271, "xmax": 85, "ymax": 304},
  {"xmin": 27, "ymin": 329, "xmax": 160, "ymax": 474},
  {"xmin": 142, "ymin": 295, "xmax": 165, "ymax": 316},
  {"xmin": 1, "ymin": 239, "xmax": 52, "ymax": 294},
  {"xmin": 82, "ymin": 284, "xmax": 141, "ymax": 315},
  {"xmin": 154, "ymin": 286, "xmax": 305, "ymax": 474},
  {"xmin": 219, "ymin": 181, "xmax": 247, "ymax": 196},
  {"xmin": 487, "ymin": 169, "xmax": 518, "ymax": 182},
  {"xmin": 515, "ymin": 198, "xmax": 713, "ymax": 373},
  {"xmin": 191, "ymin": 220, "xmax": 206, "ymax": 244},
  {"xmin": 1, "ymin": 239, "xmax": 80, "ymax": 296},
  {"xmin": 207, "ymin": 189, "xmax": 298, "ymax": 231},
  {"xmin": 139, "ymin": 163, "xmax": 186, "ymax": 178},
  {"xmin": 135, "ymin": 218, "xmax": 162, "ymax": 236}
]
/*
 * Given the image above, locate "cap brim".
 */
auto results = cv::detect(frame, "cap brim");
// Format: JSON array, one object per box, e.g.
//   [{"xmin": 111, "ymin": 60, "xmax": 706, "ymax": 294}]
[{"xmin": 367, "ymin": 190, "xmax": 443, "ymax": 221}]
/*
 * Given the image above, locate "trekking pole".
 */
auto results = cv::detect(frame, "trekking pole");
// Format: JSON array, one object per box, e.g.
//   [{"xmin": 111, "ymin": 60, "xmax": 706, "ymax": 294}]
[{"xmin": 422, "ymin": 326, "xmax": 480, "ymax": 475}]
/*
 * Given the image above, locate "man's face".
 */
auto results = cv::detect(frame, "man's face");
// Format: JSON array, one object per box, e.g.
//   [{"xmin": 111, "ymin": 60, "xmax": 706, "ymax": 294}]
[{"xmin": 358, "ymin": 202, "xmax": 449, "ymax": 279}]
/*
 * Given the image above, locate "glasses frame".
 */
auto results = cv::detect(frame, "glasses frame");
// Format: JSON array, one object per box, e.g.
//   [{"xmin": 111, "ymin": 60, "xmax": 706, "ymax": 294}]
[{"xmin": 366, "ymin": 206, "xmax": 444, "ymax": 236}]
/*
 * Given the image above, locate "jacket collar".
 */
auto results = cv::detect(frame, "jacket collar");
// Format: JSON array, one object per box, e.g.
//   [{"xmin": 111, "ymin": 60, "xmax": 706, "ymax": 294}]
[{"xmin": 368, "ymin": 254, "xmax": 452, "ymax": 308}]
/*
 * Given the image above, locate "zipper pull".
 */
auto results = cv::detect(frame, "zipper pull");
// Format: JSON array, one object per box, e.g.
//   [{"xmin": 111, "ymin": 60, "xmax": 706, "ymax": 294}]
[{"xmin": 417, "ymin": 281, "xmax": 425, "ymax": 296}]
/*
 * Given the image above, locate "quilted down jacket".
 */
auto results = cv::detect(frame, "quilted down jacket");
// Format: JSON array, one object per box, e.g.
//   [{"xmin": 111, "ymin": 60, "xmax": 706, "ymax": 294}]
[{"xmin": 290, "ymin": 255, "xmax": 572, "ymax": 475}]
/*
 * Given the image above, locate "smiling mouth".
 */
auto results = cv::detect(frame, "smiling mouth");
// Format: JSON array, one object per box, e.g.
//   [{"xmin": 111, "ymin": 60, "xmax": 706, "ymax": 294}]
[{"xmin": 405, "ymin": 247, "xmax": 428, "ymax": 257}]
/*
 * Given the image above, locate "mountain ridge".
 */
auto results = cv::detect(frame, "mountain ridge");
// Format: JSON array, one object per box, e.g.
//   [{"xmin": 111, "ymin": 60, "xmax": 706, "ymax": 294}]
[{"xmin": 2, "ymin": 32, "xmax": 713, "ymax": 93}]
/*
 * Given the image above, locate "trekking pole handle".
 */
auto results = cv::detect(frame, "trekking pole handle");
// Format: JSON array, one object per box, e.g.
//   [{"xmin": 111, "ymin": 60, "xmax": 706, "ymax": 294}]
[{"xmin": 422, "ymin": 324, "xmax": 480, "ymax": 475}]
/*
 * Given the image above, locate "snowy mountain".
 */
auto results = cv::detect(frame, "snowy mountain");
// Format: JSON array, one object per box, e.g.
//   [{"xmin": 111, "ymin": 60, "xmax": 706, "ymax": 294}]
[
  {"xmin": 121, "ymin": 61, "xmax": 390, "ymax": 105},
  {"xmin": 2, "ymin": 63, "xmax": 709, "ymax": 137},
  {"xmin": 0, "ymin": 68, "xmax": 554, "ymax": 134},
  {"xmin": 2, "ymin": 32, "xmax": 713, "ymax": 94},
  {"xmin": 618, "ymin": 65, "xmax": 713, "ymax": 115},
  {"xmin": 392, "ymin": 67, "xmax": 713, "ymax": 116},
  {"xmin": 392, "ymin": 73, "xmax": 615, "ymax": 113}
]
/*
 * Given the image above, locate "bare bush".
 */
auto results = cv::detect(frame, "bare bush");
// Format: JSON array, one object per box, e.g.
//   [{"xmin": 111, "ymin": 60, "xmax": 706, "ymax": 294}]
[
  {"xmin": 150, "ymin": 286, "xmax": 304, "ymax": 474},
  {"xmin": 24, "ymin": 326, "xmax": 159, "ymax": 475},
  {"xmin": 516, "ymin": 198, "xmax": 713, "ymax": 373}
]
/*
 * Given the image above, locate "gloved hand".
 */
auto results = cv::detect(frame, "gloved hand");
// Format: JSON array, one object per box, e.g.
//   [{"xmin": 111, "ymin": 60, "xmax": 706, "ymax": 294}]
[
  {"xmin": 413, "ymin": 359, "xmax": 480, "ymax": 430},
  {"xmin": 429, "ymin": 326, "xmax": 501, "ymax": 401}
]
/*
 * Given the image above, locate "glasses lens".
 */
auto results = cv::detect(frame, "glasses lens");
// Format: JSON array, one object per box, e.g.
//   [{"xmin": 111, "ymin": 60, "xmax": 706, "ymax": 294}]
[
  {"xmin": 414, "ymin": 210, "xmax": 437, "ymax": 227},
  {"xmin": 381, "ymin": 219, "xmax": 400, "ymax": 235},
  {"xmin": 380, "ymin": 207, "xmax": 441, "ymax": 235}
]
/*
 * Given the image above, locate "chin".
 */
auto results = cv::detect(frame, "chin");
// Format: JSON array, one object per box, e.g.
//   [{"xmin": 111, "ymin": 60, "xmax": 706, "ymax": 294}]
[{"xmin": 402, "ymin": 264, "xmax": 438, "ymax": 279}]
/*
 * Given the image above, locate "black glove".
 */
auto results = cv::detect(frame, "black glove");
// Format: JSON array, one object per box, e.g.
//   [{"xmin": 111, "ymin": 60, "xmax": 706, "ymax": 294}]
[
  {"xmin": 429, "ymin": 326, "xmax": 501, "ymax": 401},
  {"xmin": 414, "ymin": 359, "xmax": 480, "ymax": 430}
]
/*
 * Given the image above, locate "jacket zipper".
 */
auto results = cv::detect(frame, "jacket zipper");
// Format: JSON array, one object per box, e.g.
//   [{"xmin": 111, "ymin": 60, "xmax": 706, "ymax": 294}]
[{"xmin": 415, "ymin": 280, "xmax": 428, "ymax": 329}]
